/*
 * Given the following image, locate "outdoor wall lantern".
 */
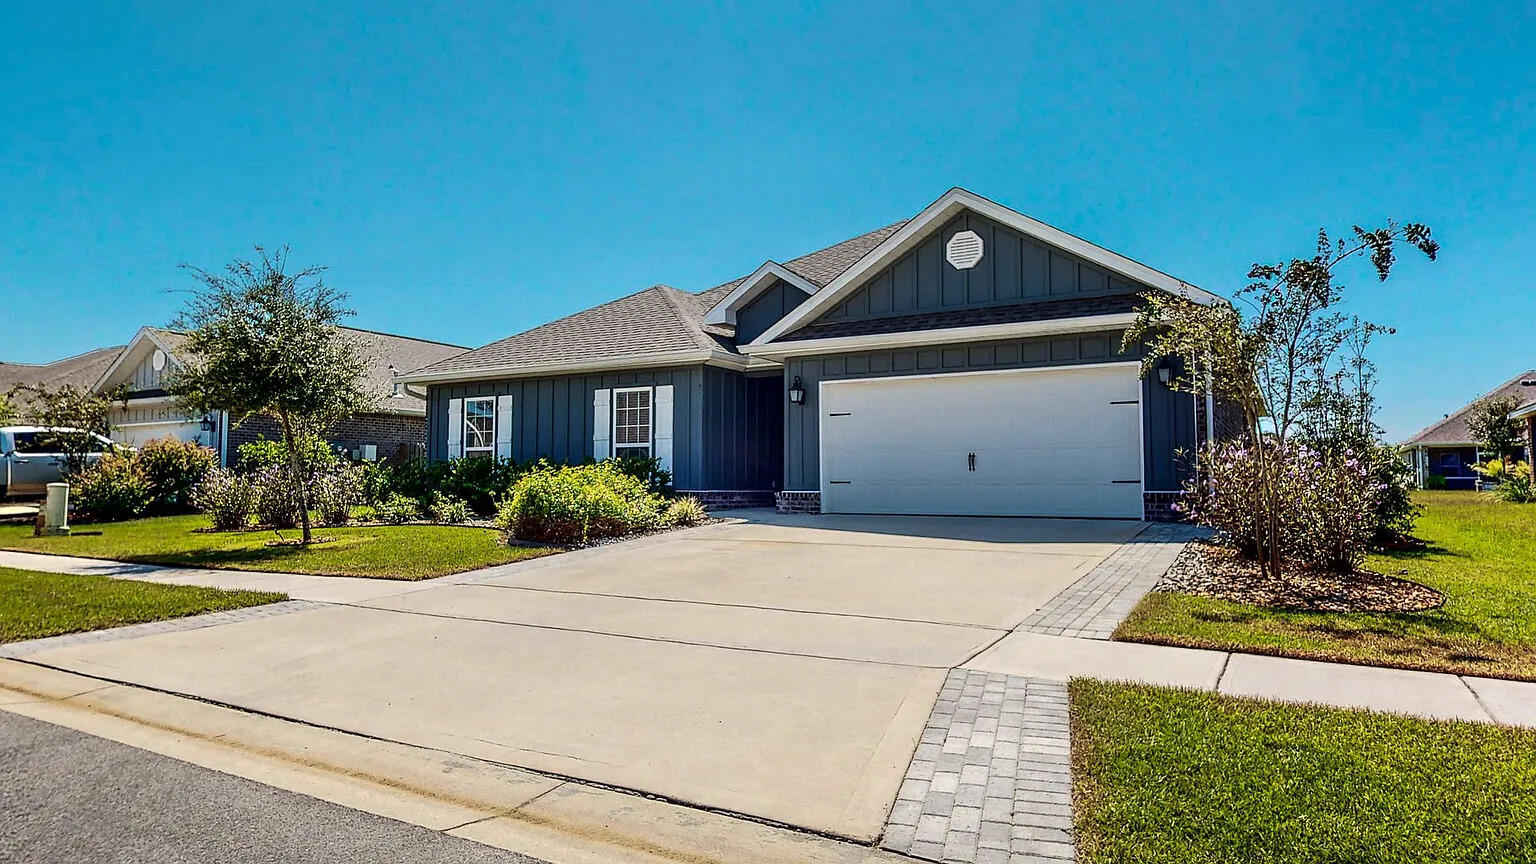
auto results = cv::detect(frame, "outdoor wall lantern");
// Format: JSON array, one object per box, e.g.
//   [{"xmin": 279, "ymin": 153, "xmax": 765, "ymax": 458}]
[
  {"xmin": 788, "ymin": 376, "xmax": 806, "ymax": 405},
  {"xmin": 199, "ymin": 414, "xmax": 216, "ymax": 433},
  {"xmin": 1156, "ymin": 359, "xmax": 1175, "ymax": 386}
]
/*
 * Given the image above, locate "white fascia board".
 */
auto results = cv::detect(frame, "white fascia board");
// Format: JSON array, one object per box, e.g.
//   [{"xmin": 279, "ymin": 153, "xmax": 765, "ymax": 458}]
[
  {"xmin": 701, "ymin": 262, "xmax": 819, "ymax": 326},
  {"xmin": 750, "ymin": 188, "xmax": 1219, "ymax": 347},
  {"xmin": 395, "ymin": 349, "xmax": 748, "ymax": 385},
  {"xmin": 739, "ymin": 312, "xmax": 1139, "ymax": 359},
  {"xmin": 1510, "ymin": 401, "xmax": 1536, "ymax": 420}
]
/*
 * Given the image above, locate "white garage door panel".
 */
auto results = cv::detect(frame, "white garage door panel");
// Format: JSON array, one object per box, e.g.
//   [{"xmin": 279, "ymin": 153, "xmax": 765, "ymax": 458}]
[{"xmin": 820, "ymin": 365, "xmax": 1142, "ymax": 518}]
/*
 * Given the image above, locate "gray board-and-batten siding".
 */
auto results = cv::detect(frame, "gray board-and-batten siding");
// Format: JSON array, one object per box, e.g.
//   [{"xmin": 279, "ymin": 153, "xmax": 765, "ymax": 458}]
[{"xmin": 425, "ymin": 365, "xmax": 782, "ymax": 491}]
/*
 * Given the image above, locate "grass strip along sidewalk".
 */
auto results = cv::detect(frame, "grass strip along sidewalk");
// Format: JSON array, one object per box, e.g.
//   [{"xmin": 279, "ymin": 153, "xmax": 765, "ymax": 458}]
[
  {"xmin": 0, "ymin": 514, "xmax": 555, "ymax": 580},
  {"xmin": 1071, "ymin": 679, "xmax": 1536, "ymax": 864},
  {"xmin": 0, "ymin": 567, "xmax": 286, "ymax": 644}
]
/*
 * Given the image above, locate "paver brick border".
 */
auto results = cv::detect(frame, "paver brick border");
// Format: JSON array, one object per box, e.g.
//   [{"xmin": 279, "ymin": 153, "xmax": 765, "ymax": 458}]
[
  {"xmin": 883, "ymin": 669, "xmax": 1075, "ymax": 864},
  {"xmin": 1019, "ymin": 522, "xmax": 1205, "ymax": 639}
]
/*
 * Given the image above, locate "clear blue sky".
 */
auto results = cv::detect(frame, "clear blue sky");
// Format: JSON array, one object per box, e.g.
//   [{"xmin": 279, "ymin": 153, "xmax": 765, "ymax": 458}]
[{"xmin": 3, "ymin": 2, "xmax": 1531, "ymax": 440}]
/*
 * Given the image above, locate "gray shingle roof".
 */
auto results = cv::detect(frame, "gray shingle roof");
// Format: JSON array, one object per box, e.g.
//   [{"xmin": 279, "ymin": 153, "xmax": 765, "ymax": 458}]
[
  {"xmin": 408, "ymin": 220, "xmax": 910, "ymax": 379},
  {"xmin": 1402, "ymin": 369, "xmax": 1536, "ymax": 446},
  {"xmin": 0, "ymin": 345, "xmax": 126, "ymax": 398}
]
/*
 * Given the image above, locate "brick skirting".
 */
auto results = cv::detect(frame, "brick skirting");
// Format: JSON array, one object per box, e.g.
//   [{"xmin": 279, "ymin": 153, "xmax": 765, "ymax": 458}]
[
  {"xmin": 774, "ymin": 490, "xmax": 821, "ymax": 514},
  {"xmin": 677, "ymin": 490, "xmax": 776, "ymax": 510},
  {"xmin": 1142, "ymin": 491, "xmax": 1187, "ymax": 522}
]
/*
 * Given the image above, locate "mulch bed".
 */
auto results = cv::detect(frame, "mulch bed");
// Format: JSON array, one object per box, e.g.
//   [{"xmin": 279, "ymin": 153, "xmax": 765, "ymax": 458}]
[{"xmin": 1155, "ymin": 540, "xmax": 1445, "ymax": 613}]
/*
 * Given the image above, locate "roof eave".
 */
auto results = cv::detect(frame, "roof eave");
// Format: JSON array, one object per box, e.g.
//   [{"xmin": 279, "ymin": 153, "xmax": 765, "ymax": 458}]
[{"xmin": 395, "ymin": 349, "xmax": 748, "ymax": 385}]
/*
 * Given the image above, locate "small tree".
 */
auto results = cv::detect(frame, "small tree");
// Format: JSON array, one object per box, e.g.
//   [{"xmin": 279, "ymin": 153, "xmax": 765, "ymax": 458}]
[
  {"xmin": 0, "ymin": 392, "xmax": 16, "ymax": 426},
  {"xmin": 1467, "ymin": 395, "xmax": 1525, "ymax": 462},
  {"xmin": 1126, "ymin": 221, "xmax": 1437, "ymax": 579},
  {"xmin": 171, "ymin": 247, "xmax": 373, "ymax": 543},
  {"xmin": 4, "ymin": 383, "xmax": 126, "ymax": 475}
]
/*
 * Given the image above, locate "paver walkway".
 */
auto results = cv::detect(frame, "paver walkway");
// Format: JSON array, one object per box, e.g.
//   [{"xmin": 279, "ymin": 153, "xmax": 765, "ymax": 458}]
[{"xmin": 1017, "ymin": 522, "xmax": 1205, "ymax": 639}]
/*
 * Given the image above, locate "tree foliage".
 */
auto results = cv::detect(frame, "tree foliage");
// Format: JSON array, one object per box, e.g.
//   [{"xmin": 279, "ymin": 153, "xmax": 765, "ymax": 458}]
[
  {"xmin": 1125, "ymin": 221, "xmax": 1437, "ymax": 579},
  {"xmin": 1467, "ymin": 395, "xmax": 1525, "ymax": 461},
  {"xmin": 170, "ymin": 246, "xmax": 373, "ymax": 542}
]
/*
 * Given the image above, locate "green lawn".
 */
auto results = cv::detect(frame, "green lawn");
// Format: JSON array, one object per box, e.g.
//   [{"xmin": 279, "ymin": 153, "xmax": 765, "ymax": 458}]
[
  {"xmin": 1071, "ymin": 680, "xmax": 1536, "ymax": 864},
  {"xmin": 0, "ymin": 567, "xmax": 286, "ymax": 643},
  {"xmin": 0, "ymin": 515, "xmax": 555, "ymax": 580},
  {"xmin": 1117, "ymin": 491, "xmax": 1536, "ymax": 680}
]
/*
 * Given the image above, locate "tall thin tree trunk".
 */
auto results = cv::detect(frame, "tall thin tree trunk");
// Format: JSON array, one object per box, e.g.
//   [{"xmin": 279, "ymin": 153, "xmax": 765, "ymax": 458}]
[{"xmin": 277, "ymin": 409, "xmax": 313, "ymax": 544}]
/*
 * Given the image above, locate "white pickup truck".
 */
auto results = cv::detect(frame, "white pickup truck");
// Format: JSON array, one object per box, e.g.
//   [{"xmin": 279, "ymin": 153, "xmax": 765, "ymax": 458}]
[{"xmin": 0, "ymin": 426, "xmax": 119, "ymax": 498}]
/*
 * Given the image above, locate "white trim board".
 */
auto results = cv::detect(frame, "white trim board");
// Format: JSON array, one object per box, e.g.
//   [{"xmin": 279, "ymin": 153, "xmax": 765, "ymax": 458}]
[
  {"xmin": 741, "ymin": 313, "xmax": 1138, "ymax": 359},
  {"xmin": 750, "ymin": 187, "xmax": 1221, "ymax": 347},
  {"xmin": 701, "ymin": 262, "xmax": 819, "ymax": 326}
]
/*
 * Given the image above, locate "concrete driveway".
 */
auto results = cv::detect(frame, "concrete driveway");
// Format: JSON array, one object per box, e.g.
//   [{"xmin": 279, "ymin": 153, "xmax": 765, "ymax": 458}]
[{"xmin": 22, "ymin": 511, "xmax": 1141, "ymax": 841}]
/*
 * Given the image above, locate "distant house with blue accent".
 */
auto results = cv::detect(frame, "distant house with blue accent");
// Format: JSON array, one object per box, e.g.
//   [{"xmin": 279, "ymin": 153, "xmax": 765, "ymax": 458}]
[
  {"xmin": 397, "ymin": 188, "xmax": 1235, "ymax": 520},
  {"xmin": 1403, "ymin": 370, "xmax": 1536, "ymax": 489}
]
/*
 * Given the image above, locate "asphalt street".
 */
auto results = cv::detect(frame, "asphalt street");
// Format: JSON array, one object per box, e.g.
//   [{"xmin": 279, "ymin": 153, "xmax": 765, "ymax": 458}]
[{"xmin": 0, "ymin": 710, "xmax": 546, "ymax": 864}]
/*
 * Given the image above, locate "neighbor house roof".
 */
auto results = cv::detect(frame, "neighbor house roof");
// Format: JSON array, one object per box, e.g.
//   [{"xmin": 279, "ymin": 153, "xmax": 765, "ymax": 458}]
[
  {"xmin": 98, "ymin": 325, "xmax": 467, "ymax": 417},
  {"xmin": 0, "ymin": 345, "xmax": 126, "ymax": 397},
  {"xmin": 1402, "ymin": 369, "xmax": 1536, "ymax": 447},
  {"xmin": 401, "ymin": 222, "xmax": 908, "ymax": 383}
]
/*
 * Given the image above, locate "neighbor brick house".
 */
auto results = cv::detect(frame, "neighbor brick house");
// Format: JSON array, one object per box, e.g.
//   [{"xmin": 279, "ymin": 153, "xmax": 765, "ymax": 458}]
[
  {"xmin": 95, "ymin": 326, "xmax": 467, "ymax": 465},
  {"xmin": 397, "ymin": 188, "xmax": 1231, "ymax": 520}
]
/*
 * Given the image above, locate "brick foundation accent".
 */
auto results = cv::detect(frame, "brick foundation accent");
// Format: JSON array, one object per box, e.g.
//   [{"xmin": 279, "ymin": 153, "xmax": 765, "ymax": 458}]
[
  {"xmin": 1143, "ymin": 491, "xmax": 1187, "ymax": 522},
  {"xmin": 774, "ymin": 490, "xmax": 821, "ymax": 514},
  {"xmin": 677, "ymin": 490, "xmax": 776, "ymax": 510},
  {"xmin": 227, "ymin": 412, "xmax": 426, "ymax": 465}
]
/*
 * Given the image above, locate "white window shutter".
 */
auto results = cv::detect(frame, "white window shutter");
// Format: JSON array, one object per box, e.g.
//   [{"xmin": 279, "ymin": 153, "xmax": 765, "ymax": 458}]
[
  {"xmin": 446, "ymin": 398, "xmax": 464, "ymax": 458},
  {"xmin": 653, "ymin": 384, "xmax": 674, "ymax": 473},
  {"xmin": 593, "ymin": 389, "xmax": 611, "ymax": 460},
  {"xmin": 495, "ymin": 394, "xmax": 514, "ymax": 459}
]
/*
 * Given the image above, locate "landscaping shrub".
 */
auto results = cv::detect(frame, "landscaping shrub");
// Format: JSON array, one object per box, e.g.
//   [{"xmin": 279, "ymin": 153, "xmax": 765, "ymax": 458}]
[
  {"xmin": 1482, "ymin": 460, "xmax": 1536, "ymax": 504},
  {"xmin": 438, "ymin": 456, "xmax": 522, "ymax": 515},
  {"xmin": 1426, "ymin": 473, "xmax": 1448, "ymax": 490},
  {"xmin": 429, "ymin": 493, "xmax": 471, "ymax": 524},
  {"xmin": 610, "ymin": 454, "xmax": 673, "ymax": 494},
  {"xmin": 250, "ymin": 464, "xmax": 302, "ymax": 529},
  {"xmin": 71, "ymin": 453, "xmax": 151, "ymax": 521},
  {"xmin": 375, "ymin": 493, "xmax": 421, "ymax": 524},
  {"xmin": 193, "ymin": 468, "xmax": 259, "ymax": 530},
  {"xmin": 359, "ymin": 457, "xmax": 431, "ymax": 505},
  {"xmin": 235, "ymin": 433, "xmax": 340, "ymax": 475},
  {"xmin": 660, "ymin": 496, "xmax": 708, "ymax": 528},
  {"xmin": 134, "ymin": 437, "xmax": 217, "ymax": 514},
  {"xmin": 496, "ymin": 463, "xmax": 660, "ymax": 544},
  {"xmin": 1366, "ymin": 441, "xmax": 1421, "ymax": 544},
  {"xmin": 1183, "ymin": 441, "xmax": 1380, "ymax": 572},
  {"xmin": 311, "ymin": 463, "xmax": 363, "ymax": 525}
]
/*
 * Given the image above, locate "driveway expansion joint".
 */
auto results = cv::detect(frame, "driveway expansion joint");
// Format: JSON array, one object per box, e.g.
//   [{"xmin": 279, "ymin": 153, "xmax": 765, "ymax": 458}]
[
  {"xmin": 1018, "ymin": 522, "xmax": 1205, "ymax": 640},
  {"xmin": 883, "ymin": 669, "xmax": 1075, "ymax": 864}
]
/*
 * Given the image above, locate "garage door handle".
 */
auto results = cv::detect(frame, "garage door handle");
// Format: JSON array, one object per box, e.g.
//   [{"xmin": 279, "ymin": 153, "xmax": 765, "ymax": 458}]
[{"xmin": 967, "ymin": 452, "xmax": 976, "ymax": 472}]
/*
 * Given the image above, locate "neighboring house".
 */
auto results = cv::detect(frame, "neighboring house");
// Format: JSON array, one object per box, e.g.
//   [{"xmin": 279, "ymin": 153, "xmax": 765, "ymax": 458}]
[
  {"xmin": 0, "ymin": 345, "xmax": 127, "ymax": 414},
  {"xmin": 1509, "ymin": 399, "xmax": 1536, "ymax": 472},
  {"xmin": 1401, "ymin": 370, "xmax": 1536, "ymax": 489},
  {"xmin": 399, "ymin": 188, "xmax": 1235, "ymax": 520},
  {"xmin": 95, "ymin": 326, "xmax": 468, "ymax": 465}
]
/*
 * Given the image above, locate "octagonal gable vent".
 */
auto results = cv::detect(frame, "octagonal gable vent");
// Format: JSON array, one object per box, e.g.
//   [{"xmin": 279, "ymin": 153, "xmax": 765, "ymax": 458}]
[{"xmin": 945, "ymin": 230, "xmax": 984, "ymax": 270}]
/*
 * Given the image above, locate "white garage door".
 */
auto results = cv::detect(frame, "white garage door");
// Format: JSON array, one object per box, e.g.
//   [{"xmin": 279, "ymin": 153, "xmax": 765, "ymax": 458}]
[{"xmin": 819, "ymin": 364, "xmax": 1144, "ymax": 518}]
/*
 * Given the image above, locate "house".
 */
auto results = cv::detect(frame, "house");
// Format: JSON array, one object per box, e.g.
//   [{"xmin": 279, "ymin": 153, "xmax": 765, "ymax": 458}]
[
  {"xmin": 1401, "ymin": 370, "xmax": 1536, "ymax": 489},
  {"xmin": 95, "ymin": 326, "xmax": 468, "ymax": 465},
  {"xmin": 1510, "ymin": 399, "xmax": 1536, "ymax": 471},
  {"xmin": 397, "ymin": 188, "xmax": 1235, "ymax": 519}
]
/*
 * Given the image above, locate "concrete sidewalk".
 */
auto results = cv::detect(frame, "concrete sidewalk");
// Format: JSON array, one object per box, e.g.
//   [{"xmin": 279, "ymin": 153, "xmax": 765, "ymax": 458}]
[{"xmin": 966, "ymin": 630, "xmax": 1536, "ymax": 726}]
